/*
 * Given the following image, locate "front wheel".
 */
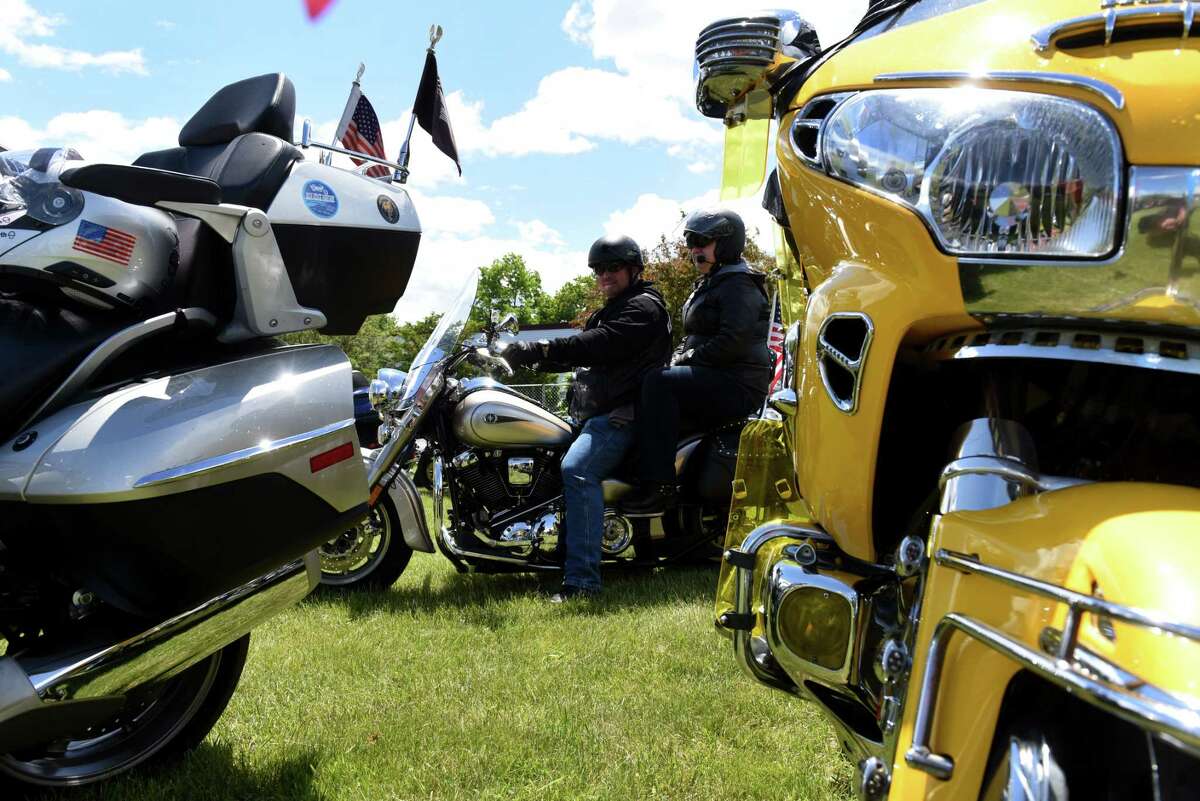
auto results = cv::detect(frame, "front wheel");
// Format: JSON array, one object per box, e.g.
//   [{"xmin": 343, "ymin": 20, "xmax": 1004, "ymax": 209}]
[
  {"xmin": 318, "ymin": 494, "xmax": 412, "ymax": 590},
  {"xmin": 0, "ymin": 634, "xmax": 249, "ymax": 789}
]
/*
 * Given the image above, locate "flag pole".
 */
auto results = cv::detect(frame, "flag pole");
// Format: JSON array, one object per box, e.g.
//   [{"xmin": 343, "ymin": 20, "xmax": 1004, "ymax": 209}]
[
  {"xmin": 332, "ymin": 62, "xmax": 365, "ymax": 159},
  {"xmin": 395, "ymin": 24, "xmax": 442, "ymax": 184}
]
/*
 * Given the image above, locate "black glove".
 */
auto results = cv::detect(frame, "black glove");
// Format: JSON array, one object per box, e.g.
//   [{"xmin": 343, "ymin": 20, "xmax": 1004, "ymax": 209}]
[{"xmin": 503, "ymin": 340, "xmax": 543, "ymax": 368}]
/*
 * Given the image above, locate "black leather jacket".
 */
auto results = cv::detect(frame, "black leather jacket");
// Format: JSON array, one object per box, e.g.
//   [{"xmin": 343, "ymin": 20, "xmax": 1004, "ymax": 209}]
[
  {"xmin": 540, "ymin": 280, "xmax": 672, "ymax": 421},
  {"xmin": 673, "ymin": 260, "xmax": 772, "ymax": 395}
]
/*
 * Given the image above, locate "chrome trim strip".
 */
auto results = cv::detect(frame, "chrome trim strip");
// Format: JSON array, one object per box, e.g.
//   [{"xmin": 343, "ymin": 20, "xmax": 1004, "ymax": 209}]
[
  {"xmin": 1031, "ymin": 3, "xmax": 1198, "ymax": 53},
  {"xmin": 937, "ymin": 549, "xmax": 1200, "ymax": 642},
  {"xmin": 927, "ymin": 327, "xmax": 1200, "ymax": 377},
  {"xmin": 19, "ymin": 307, "xmax": 217, "ymax": 433},
  {"xmin": 16, "ymin": 555, "xmax": 315, "ymax": 704},
  {"xmin": 874, "ymin": 71, "xmax": 1125, "ymax": 111},
  {"xmin": 938, "ymin": 455, "xmax": 1088, "ymax": 496},
  {"xmin": 905, "ymin": 612, "xmax": 1200, "ymax": 780},
  {"xmin": 906, "ymin": 550, "xmax": 1200, "ymax": 779},
  {"xmin": 134, "ymin": 418, "xmax": 355, "ymax": 488}
]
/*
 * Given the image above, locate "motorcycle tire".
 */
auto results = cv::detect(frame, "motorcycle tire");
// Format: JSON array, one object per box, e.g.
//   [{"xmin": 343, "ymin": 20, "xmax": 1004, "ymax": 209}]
[
  {"xmin": 317, "ymin": 493, "xmax": 412, "ymax": 591},
  {"xmin": 980, "ymin": 729, "xmax": 1069, "ymax": 801},
  {"xmin": 0, "ymin": 633, "xmax": 250, "ymax": 789}
]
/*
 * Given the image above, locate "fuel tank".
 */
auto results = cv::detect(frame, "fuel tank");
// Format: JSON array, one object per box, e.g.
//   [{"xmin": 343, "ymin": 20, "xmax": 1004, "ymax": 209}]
[{"xmin": 451, "ymin": 387, "xmax": 572, "ymax": 448}]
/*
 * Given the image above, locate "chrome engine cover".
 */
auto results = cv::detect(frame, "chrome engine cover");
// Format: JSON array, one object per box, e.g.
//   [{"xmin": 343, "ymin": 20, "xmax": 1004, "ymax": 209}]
[{"xmin": 451, "ymin": 388, "xmax": 572, "ymax": 448}]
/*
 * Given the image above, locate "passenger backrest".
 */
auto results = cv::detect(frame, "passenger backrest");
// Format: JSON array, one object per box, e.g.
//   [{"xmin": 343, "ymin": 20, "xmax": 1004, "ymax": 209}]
[{"xmin": 178, "ymin": 73, "xmax": 295, "ymax": 146}]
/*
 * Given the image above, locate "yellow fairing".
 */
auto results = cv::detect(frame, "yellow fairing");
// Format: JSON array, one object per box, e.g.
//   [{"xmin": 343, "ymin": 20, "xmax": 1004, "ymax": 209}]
[
  {"xmin": 794, "ymin": 0, "xmax": 1200, "ymax": 166},
  {"xmin": 888, "ymin": 483, "xmax": 1200, "ymax": 800},
  {"xmin": 776, "ymin": 161, "xmax": 975, "ymax": 562}
]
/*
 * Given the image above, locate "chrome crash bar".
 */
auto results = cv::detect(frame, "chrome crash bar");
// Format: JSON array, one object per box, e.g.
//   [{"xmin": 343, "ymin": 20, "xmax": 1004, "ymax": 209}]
[
  {"xmin": 721, "ymin": 522, "xmax": 826, "ymax": 694},
  {"xmin": 905, "ymin": 549, "xmax": 1200, "ymax": 780}
]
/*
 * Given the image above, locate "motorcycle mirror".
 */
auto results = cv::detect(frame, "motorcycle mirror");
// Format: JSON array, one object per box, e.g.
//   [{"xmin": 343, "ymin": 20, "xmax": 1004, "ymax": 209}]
[
  {"xmin": 769, "ymin": 388, "xmax": 798, "ymax": 417},
  {"xmin": 490, "ymin": 309, "xmax": 500, "ymax": 324},
  {"xmin": 497, "ymin": 312, "xmax": 519, "ymax": 335}
]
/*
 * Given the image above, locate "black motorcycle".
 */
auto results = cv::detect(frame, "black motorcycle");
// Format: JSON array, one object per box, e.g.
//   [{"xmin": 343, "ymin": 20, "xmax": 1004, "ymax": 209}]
[{"xmin": 317, "ymin": 272, "xmax": 750, "ymax": 588}]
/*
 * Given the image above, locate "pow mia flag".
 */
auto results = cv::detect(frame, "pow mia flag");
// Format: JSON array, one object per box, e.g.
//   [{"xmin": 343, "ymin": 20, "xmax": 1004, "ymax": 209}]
[{"xmin": 413, "ymin": 51, "xmax": 461, "ymax": 176}]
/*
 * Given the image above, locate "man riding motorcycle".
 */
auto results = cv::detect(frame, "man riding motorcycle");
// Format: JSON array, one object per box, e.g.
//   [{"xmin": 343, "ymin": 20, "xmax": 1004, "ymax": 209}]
[{"xmin": 503, "ymin": 235, "xmax": 671, "ymax": 600}]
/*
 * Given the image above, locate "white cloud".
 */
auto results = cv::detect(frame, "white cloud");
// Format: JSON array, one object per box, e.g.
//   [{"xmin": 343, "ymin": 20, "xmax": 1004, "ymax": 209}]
[
  {"xmin": 0, "ymin": 111, "xmax": 178, "ymax": 163},
  {"xmin": 515, "ymin": 219, "xmax": 565, "ymax": 248},
  {"xmin": 687, "ymin": 161, "xmax": 713, "ymax": 174},
  {"xmin": 154, "ymin": 19, "xmax": 176, "ymax": 30},
  {"xmin": 603, "ymin": 190, "xmax": 776, "ymax": 256},
  {"xmin": 0, "ymin": 0, "xmax": 147, "ymax": 75},
  {"xmin": 0, "ymin": 68, "xmax": 10, "ymax": 82}
]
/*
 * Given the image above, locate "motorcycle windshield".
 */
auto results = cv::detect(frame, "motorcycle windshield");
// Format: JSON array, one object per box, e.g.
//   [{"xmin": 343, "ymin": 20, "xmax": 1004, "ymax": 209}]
[
  {"xmin": 398, "ymin": 270, "xmax": 479, "ymax": 407},
  {"xmin": 0, "ymin": 147, "xmax": 85, "ymax": 226}
]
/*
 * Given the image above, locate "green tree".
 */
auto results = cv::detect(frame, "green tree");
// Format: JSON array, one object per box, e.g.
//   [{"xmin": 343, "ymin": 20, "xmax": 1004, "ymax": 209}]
[
  {"xmin": 540, "ymin": 273, "xmax": 601, "ymax": 326},
  {"xmin": 279, "ymin": 311, "xmax": 441, "ymax": 378},
  {"xmin": 470, "ymin": 253, "xmax": 547, "ymax": 331}
]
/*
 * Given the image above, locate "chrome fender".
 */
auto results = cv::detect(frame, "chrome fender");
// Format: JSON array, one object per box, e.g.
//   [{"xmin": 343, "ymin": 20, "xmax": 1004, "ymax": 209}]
[{"xmin": 361, "ymin": 448, "xmax": 433, "ymax": 553}]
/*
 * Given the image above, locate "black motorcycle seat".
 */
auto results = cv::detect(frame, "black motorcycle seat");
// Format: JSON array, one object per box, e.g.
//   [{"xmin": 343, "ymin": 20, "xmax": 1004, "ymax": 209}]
[
  {"xmin": 0, "ymin": 297, "xmax": 128, "ymax": 440},
  {"xmin": 133, "ymin": 72, "xmax": 300, "ymax": 211},
  {"xmin": 134, "ymin": 133, "xmax": 300, "ymax": 212},
  {"xmin": 60, "ymin": 164, "xmax": 222, "ymax": 208}
]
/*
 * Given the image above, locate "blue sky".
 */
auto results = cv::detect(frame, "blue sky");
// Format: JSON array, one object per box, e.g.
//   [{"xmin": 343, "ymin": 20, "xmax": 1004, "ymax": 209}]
[{"xmin": 0, "ymin": 0, "xmax": 864, "ymax": 319}]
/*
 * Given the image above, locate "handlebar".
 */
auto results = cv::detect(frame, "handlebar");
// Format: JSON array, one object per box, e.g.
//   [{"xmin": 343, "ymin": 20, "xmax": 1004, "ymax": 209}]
[{"xmin": 471, "ymin": 347, "xmax": 513, "ymax": 377}]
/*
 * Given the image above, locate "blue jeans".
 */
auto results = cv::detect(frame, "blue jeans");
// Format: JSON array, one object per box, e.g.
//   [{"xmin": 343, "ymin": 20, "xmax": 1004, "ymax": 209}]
[{"xmin": 559, "ymin": 413, "xmax": 634, "ymax": 592}]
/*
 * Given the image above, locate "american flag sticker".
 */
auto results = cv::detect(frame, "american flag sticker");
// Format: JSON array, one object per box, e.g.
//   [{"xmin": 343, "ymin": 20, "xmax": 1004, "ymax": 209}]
[{"xmin": 72, "ymin": 220, "xmax": 136, "ymax": 266}]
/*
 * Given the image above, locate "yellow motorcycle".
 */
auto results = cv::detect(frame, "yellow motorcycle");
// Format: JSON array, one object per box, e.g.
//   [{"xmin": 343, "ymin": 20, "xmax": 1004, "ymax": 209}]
[{"xmin": 696, "ymin": 1, "xmax": 1200, "ymax": 798}]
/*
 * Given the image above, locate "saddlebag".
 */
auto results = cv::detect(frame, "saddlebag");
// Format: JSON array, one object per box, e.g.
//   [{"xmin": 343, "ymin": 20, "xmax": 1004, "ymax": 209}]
[{"xmin": 0, "ymin": 344, "xmax": 367, "ymax": 616}]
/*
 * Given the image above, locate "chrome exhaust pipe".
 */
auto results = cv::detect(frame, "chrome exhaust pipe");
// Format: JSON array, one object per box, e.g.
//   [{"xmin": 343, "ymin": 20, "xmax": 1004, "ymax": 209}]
[{"xmin": 0, "ymin": 553, "xmax": 318, "ymax": 729}]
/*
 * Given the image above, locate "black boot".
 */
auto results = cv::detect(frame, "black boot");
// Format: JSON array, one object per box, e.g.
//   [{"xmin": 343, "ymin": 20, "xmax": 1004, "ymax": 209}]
[{"xmin": 619, "ymin": 482, "xmax": 677, "ymax": 517}]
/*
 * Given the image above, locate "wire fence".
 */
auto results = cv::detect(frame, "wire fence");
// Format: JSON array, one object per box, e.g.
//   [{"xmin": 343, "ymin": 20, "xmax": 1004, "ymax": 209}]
[{"xmin": 508, "ymin": 383, "xmax": 570, "ymax": 417}]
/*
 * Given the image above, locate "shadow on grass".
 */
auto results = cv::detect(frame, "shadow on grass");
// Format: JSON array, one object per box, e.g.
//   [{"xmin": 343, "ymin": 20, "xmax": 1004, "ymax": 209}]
[
  {"xmin": 13, "ymin": 743, "xmax": 326, "ymax": 801},
  {"xmin": 310, "ymin": 562, "xmax": 719, "ymax": 623}
]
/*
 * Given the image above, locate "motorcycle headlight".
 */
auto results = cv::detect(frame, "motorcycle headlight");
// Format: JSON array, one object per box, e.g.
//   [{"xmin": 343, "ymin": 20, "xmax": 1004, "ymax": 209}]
[{"xmin": 817, "ymin": 89, "xmax": 1122, "ymax": 258}]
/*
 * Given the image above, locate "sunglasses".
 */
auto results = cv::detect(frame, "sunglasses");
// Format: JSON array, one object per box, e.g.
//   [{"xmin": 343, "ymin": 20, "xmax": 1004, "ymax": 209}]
[
  {"xmin": 685, "ymin": 233, "xmax": 713, "ymax": 249},
  {"xmin": 590, "ymin": 263, "xmax": 626, "ymax": 275}
]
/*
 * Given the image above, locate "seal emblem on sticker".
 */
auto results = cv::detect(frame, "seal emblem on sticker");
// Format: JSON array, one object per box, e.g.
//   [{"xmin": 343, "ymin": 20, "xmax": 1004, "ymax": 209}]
[
  {"xmin": 302, "ymin": 180, "xmax": 338, "ymax": 219},
  {"xmin": 376, "ymin": 195, "xmax": 400, "ymax": 224}
]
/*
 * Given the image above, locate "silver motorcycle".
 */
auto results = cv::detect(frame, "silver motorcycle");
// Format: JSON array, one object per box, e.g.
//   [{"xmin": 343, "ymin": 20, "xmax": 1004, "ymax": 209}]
[
  {"xmin": 318, "ymin": 272, "xmax": 750, "ymax": 588},
  {"xmin": 0, "ymin": 71, "xmax": 420, "ymax": 788}
]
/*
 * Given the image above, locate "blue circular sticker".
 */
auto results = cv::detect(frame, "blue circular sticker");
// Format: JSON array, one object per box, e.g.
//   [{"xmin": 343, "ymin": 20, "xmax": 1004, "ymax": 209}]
[{"xmin": 302, "ymin": 180, "xmax": 338, "ymax": 218}]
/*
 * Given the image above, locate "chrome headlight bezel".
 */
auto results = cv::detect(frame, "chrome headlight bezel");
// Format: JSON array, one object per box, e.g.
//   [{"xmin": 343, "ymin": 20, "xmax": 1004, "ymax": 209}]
[{"xmin": 793, "ymin": 87, "xmax": 1124, "ymax": 260}]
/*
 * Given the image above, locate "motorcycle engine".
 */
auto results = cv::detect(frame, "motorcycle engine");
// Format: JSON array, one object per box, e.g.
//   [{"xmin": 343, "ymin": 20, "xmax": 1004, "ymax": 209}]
[{"xmin": 449, "ymin": 448, "xmax": 562, "ymax": 520}]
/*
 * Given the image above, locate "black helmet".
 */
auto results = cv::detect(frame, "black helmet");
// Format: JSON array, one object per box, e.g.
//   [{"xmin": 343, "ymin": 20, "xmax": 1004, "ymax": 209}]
[
  {"xmin": 588, "ymin": 234, "xmax": 643, "ymax": 275},
  {"xmin": 683, "ymin": 207, "xmax": 746, "ymax": 265}
]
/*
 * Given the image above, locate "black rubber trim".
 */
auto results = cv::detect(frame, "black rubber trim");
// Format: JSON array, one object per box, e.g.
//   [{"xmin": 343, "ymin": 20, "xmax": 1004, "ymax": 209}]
[
  {"xmin": 717, "ymin": 612, "xmax": 756, "ymax": 631},
  {"xmin": 723, "ymin": 548, "xmax": 757, "ymax": 570}
]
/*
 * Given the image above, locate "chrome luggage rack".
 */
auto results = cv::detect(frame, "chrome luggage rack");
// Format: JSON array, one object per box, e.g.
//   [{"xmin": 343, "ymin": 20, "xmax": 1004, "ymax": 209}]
[
  {"xmin": 296, "ymin": 119, "xmax": 409, "ymax": 183},
  {"xmin": 905, "ymin": 548, "xmax": 1200, "ymax": 780}
]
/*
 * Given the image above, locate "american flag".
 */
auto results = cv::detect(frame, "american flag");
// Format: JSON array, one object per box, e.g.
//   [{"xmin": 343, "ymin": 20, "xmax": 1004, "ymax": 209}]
[
  {"xmin": 73, "ymin": 220, "xmax": 135, "ymax": 266},
  {"xmin": 767, "ymin": 293, "xmax": 786, "ymax": 393},
  {"xmin": 341, "ymin": 93, "xmax": 390, "ymax": 178}
]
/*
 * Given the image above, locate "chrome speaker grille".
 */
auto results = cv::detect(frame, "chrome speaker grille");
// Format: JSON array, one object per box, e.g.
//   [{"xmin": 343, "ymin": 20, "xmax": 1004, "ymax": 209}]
[
  {"xmin": 817, "ymin": 313, "xmax": 874, "ymax": 414},
  {"xmin": 694, "ymin": 15, "xmax": 781, "ymax": 119},
  {"xmin": 926, "ymin": 327, "xmax": 1200, "ymax": 376}
]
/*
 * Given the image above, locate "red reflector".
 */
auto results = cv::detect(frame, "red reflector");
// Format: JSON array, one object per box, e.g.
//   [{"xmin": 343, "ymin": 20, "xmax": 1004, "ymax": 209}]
[{"xmin": 310, "ymin": 441, "xmax": 355, "ymax": 473}]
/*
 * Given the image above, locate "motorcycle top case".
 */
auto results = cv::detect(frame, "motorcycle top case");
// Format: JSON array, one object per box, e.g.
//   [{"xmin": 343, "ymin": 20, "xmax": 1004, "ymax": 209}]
[
  {"xmin": 267, "ymin": 160, "xmax": 421, "ymax": 334},
  {"xmin": 0, "ymin": 344, "xmax": 367, "ymax": 615}
]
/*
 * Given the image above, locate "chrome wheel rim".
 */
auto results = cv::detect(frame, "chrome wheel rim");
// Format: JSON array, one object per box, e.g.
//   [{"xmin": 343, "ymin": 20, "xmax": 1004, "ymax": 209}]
[
  {"xmin": 0, "ymin": 651, "xmax": 219, "ymax": 786},
  {"xmin": 319, "ymin": 506, "xmax": 392, "ymax": 584},
  {"xmin": 982, "ymin": 735, "xmax": 1068, "ymax": 801}
]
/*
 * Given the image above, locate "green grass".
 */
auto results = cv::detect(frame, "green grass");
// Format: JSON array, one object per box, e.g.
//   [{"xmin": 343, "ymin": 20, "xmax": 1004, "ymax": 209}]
[{"xmin": 25, "ymin": 552, "xmax": 854, "ymax": 801}]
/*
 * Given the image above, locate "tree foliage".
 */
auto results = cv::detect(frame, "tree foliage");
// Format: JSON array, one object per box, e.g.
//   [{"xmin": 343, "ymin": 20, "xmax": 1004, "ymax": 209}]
[{"xmin": 279, "ymin": 311, "xmax": 440, "ymax": 378}]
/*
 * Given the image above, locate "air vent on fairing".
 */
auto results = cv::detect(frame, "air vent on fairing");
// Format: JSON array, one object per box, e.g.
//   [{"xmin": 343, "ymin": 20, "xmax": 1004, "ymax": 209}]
[
  {"xmin": 817, "ymin": 313, "xmax": 874, "ymax": 414},
  {"xmin": 791, "ymin": 93, "xmax": 854, "ymax": 168}
]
